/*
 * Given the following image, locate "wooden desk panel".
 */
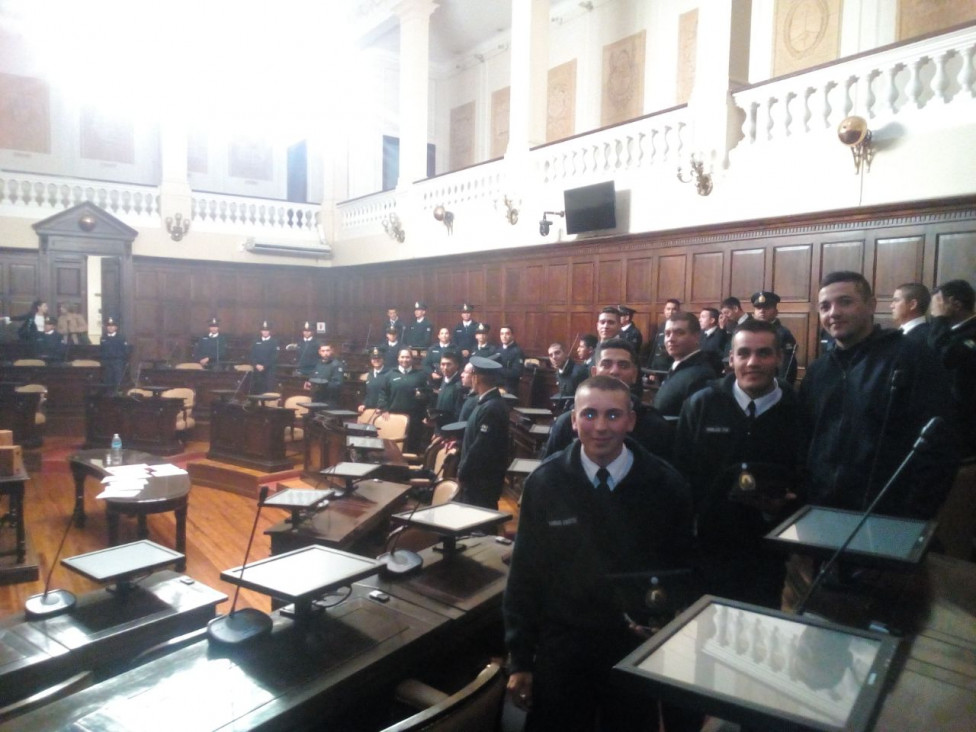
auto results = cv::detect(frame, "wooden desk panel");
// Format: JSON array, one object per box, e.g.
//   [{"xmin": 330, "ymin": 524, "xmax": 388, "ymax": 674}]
[
  {"xmin": 139, "ymin": 368, "xmax": 243, "ymax": 424},
  {"xmin": 83, "ymin": 392, "xmax": 184, "ymax": 455},
  {"xmin": 0, "ymin": 388, "xmax": 41, "ymax": 448},
  {"xmin": 0, "ymin": 365, "xmax": 101, "ymax": 435},
  {"xmin": 207, "ymin": 400, "xmax": 294, "ymax": 472}
]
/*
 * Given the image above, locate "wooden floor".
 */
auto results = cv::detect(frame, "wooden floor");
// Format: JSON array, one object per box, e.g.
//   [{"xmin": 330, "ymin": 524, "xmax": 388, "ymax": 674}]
[{"xmin": 1, "ymin": 437, "xmax": 521, "ymax": 621}]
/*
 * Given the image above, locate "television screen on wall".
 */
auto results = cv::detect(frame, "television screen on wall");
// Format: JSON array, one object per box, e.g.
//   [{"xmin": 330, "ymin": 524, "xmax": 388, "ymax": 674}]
[{"xmin": 564, "ymin": 181, "xmax": 616, "ymax": 234}]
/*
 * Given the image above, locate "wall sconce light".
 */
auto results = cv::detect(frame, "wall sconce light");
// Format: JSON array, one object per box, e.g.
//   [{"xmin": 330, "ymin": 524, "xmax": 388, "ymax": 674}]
[
  {"xmin": 539, "ymin": 210, "xmax": 564, "ymax": 236},
  {"xmin": 165, "ymin": 212, "xmax": 191, "ymax": 241},
  {"xmin": 837, "ymin": 115, "xmax": 874, "ymax": 174},
  {"xmin": 382, "ymin": 212, "xmax": 406, "ymax": 243},
  {"xmin": 676, "ymin": 156, "xmax": 713, "ymax": 196},
  {"xmin": 433, "ymin": 204, "xmax": 454, "ymax": 235},
  {"xmin": 501, "ymin": 196, "xmax": 519, "ymax": 225}
]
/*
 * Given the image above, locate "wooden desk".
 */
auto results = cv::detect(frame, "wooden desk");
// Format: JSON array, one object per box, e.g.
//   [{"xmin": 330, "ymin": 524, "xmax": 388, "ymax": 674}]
[
  {"xmin": 303, "ymin": 416, "xmax": 409, "ymax": 483},
  {"xmin": 0, "ymin": 387, "xmax": 41, "ymax": 449},
  {"xmin": 84, "ymin": 391, "xmax": 184, "ymax": 455},
  {"xmin": 4, "ymin": 585, "xmax": 448, "ymax": 731},
  {"xmin": 0, "ymin": 472, "xmax": 29, "ymax": 566},
  {"xmin": 104, "ymin": 475, "xmax": 190, "ymax": 570},
  {"xmin": 207, "ymin": 400, "xmax": 294, "ymax": 472},
  {"xmin": 67, "ymin": 449, "xmax": 158, "ymax": 528},
  {"xmin": 265, "ymin": 478, "xmax": 411, "ymax": 556},
  {"xmin": 0, "ymin": 571, "xmax": 225, "ymax": 709},
  {"xmin": 138, "ymin": 367, "xmax": 243, "ymax": 424},
  {"xmin": 0, "ymin": 365, "xmax": 101, "ymax": 435}
]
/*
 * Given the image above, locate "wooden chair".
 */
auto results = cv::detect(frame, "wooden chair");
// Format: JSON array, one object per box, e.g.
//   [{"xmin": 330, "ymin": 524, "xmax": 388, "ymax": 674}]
[
  {"xmin": 372, "ymin": 412, "xmax": 409, "ymax": 452},
  {"xmin": 12, "ymin": 358, "xmax": 45, "ymax": 367},
  {"xmin": 282, "ymin": 395, "xmax": 309, "ymax": 442},
  {"xmin": 14, "ymin": 383, "xmax": 47, "ymax": 429},
  {"xmin": 381, "ymin": 661, "xmax": 505, "ymax": 732},
  {"xmin": 233, "ymin": 364, "xmax": 253, "ymax": 372},
  {"xmin": 162, "ymin": 387, "xmax": 196, "ymax": 435},
  {"xmin": 70, "ymin": 359, "xmax": 100, "ymax": 367},
  {"xmin": 174, "ymin": 362, "xmax": 204, "ymax": 370}
]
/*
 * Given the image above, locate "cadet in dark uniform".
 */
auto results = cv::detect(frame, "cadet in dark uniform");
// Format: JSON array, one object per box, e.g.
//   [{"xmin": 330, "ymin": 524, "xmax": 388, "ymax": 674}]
[
  {"xmin": 99, "ymin": 316, "xmax": 130, "ymax": 388},
  {"xmin": 751, "ymin": 291, "xmax": 798, "ymax": 384},
  {"xmin": 458, "ymin": 362, "xmax": 478, "ymax": 421},
  {"xmin": 34, "ymin": 316, "xmax": 65, "ymax": 361},
  {"xmin": 378, "ymin": 348, "xmax": 430, "ymax": 453},
  {"xmin": 249, "ymin": 320, "xmax": 279, "ymax": 394},
  {"xmin": 471, "ymin": 322, "xmax": 498, "ymax": 360},
  {"xmin": 304, "ymin": 343, "xmax": 344, "ymax": 404},
  {"xmin": 433, "ymin": 350, "xmax": 465, "ymax": 425},
  {"xmin": 379, "ymin": 327, "xmax": 403, "ymax": 370},
  {"xmin": 457, "ymin": 357, "xmax": 510, "ymax": 508},
  {"xmin": 549, "ymin": 342, "xmax": 588, "ymax": 399},
  {"xmin": 617, "ymin": 305, "xmax": 643, "ymax": 353},
  {"xmin": 192, "ymin": 317, "xmax": 227, "ymax": 369},
  {"xmin": 647, "ymin": 298, "xmax": 681, "ymax": 373},
  {"xmin": 359, "ymin": 347, "xmax": 389, "ymax": 414},
  {"xmin": 497, "ymin": 325, "xmax": 525, "ymax": 395},
  {"xmin": 384, "ymin": 308, "xmax": 404, "ymax": 342},
  {"xmin": 294, "ymin": 321, "xmax": 321, "ymax": 376},
  {"xmin": 452, "ymin": 303, "xmax": 478, "ymax": 358},
  {"xmin": 698, "ymin": 307, "xmax": 729, "ymax": 358},
  {"xmin": 653, "ymin": 312, "xmax": 722, "ymax": 417},
  {"xmin": 576, "ymin": 334, "xmax": 598, "ymax": 370},
  {"xmin": 403, "ymin": 301, "xmax": 433, "ymax": 349},
  {"xmin": 422, "ymin": 327, "xmax": 454, "ymax": 381},
  {"xmin": 929, "ymin": 279, "xmax": 976, "ymax": 457}
]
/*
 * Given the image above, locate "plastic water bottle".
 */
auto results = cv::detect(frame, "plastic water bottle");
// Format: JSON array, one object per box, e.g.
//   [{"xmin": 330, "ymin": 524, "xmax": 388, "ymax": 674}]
[{"xmin": 111, "ymin": 433, "xmax": 123, "ymax": 462}]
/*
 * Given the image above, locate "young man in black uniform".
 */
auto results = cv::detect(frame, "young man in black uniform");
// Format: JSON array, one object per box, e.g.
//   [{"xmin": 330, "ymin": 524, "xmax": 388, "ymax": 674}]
[
  {"xmin": 576, "ymin": 334, "xmax": 598, "ymax": 369},
  {"xmin": 452, "ymin": 302, "xmax": 478, "ymax": 359},
  {"xmin": 403, "ymin": 301, "xmax": 433, "ymax": 349},
  {"xmin": 548, "ymin": 341, "xmax": 587, "ymax": 400},
  {"xmin": 596, "ymin": 306, "xmax": 620, "ymax": 343},
  {"xmin": 99, "ymin": 316, "xmax": 130, "ymax": 388},
  {"xmin": 890, "ymin": 282, "xmax": 931, "ymax": 345},
  {"xmin": 653, "ymin": 312, "xmax": 722, "ymax": 417},
  {"xmin": 457, "ymin": 356, "xmax": 510, "ymax": 508},
  {"xmin": 674, "ymin": 320, "xmax": 801, "ymax": 607},
  {"xmin": 505, "ymin": 376, "xmax": 696, "ymax": 732},
  {"xmin": 249, "ymin": 321, "xmax": 279, "ymax": 394},
  {"xmin": 379, "ymin": 327, "xmax": 403, "ymax": 370},
  {"xmin": 617, "ymin": 304, "xmax": 643, "ymax": 352},
  {"xmin": 433, "ymin": 350, "xmax": 464, "ymax": 425},
  {"xmin": 698, "ymin": 307, "xmax": 728, "ymax": 357},
  {"xmin": 497, "ymin": 325, "xmax": 525, "ymax": 395},
  {"xmin": 751, "ymin": 290, "xmax": 798, "ymax": 384},
  {"xmin": 928, "ymin": 279, "xmax": 976, "ymax": 458},
  {"xmin": 303, "ymin": 343, "xmax": 344, "ymax": 404},
  {"xmin": 422, "ymin": 327, "xmax": 454, "ymax": 381},
  {"xmin": 294, "ymin": 321, "xmax": 321, "ymax": 376},
  {"xmin": 34, "ymin": 316, "xmax": 65, "ymax": 361},
  {"xmin": 358, "ymin": 347, "xmax": 389, "ymax": 414},
  {"xmin": 384, "ymin": 307, "xmax": 404, "ymax": 341},
  {"xmin": 471, "ymin": 322, "xmax": 498, "ymax": 360},
  {"xmin": 647, "ymin": 298, "xmax": 681, "ymax": 373},
  {"xmin": 192, "ymin": 317, "xmax": 226, "ymax": 369}
]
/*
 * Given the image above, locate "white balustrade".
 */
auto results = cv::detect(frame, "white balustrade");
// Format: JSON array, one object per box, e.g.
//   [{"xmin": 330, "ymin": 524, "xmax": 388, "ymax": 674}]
[
  {"xmin": 336, "ymin": 190, "xmax": 398, "ymax": 231},
  {"xmin": 734, "ymin": 24, "xmax": 976, "ymax": 145},
  {"xmin": 0, "ymin": 173, "xmax": 158, "ymax": 221},
  {"xmin": 189, "ymin": 193, "xmax": 318, "ymax": 233}
]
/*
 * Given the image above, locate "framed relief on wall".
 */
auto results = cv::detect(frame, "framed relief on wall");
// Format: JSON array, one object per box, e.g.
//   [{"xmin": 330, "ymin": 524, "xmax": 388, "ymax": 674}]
[
  {"xmin": 491, "ymin": 87, "xmax": 510, "ymax": 159},
  {"xmin": 80, "ymin": 107, "xmax": 134, "ymax": 164},
  {"xmin": 772, "ymin": 0, "xmax": 841, "ymax": 78},
  {"xmin": 450, "ymin": 101, "xmax": 475, "ymax": 171},
  {"xmin": 547, "ymin": 59, "xmax": 576, "ymax": 142},
  {"xmin": 0, "ymin": 73, "xmax": 51, "ymax": 154},
  {"xmin": 676, "ymin": 10, "xmax": 698, "ymax": 106},
  {"xmin": 898, "ymin": 0, "xmax": 976, "ymax": 41},
  {"xmin": 601, "ymin": 30, "xmax": 645, "ymax": 127}
]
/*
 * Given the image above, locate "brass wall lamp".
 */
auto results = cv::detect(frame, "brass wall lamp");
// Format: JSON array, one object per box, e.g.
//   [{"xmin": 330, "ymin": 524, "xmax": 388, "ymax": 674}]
[{"xmin": 837, "ymin": 116, "xmax": 874, "ymax": 173}]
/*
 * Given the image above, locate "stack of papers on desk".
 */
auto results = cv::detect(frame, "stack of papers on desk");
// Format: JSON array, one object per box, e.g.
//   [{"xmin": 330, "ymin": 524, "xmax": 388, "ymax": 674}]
[{"xmin": 96, "ymin": 463, "xmax": 188, "ymax": 499}]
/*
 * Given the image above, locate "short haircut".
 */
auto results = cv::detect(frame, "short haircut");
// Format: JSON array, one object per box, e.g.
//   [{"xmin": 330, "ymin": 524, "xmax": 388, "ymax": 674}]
[
  {"xmin": 318, "ymin": 342, "xmax": 333, "ymax": 350},
  {"xmin": 665, "ymin": 298, "xmax": 681, "ymax": 308},
  {"xmin": 701, "ymin": 307, "xmax": 720, "ymax": 322},
  {"xmin": 820, "ymin": 270, "xmax": 873, "ymax": 300},
  {"xmin": 933, "ymin": 279, "xmax": 975, "ymax": 312},
  {"xmin": 440, "ymin": 350, "xmax": 461, "ymax": 367},
  {"xmin": 895, "ymin": 282, "xmax": 931, "ymax": 314},
  {"xmin": 593, "ymin": 337, "xmax": 637, "ymax": 365},
  {"xmin": 667, "ymin": 311, "xmax": 701, "ymax": 334},
  {"xmin": 721, "ymin": 297, "xmax": 742, "ymax": 310},
  {"xmin": 397, "ymin": 348, "xmax": 413, "ymax": 358},
  {"xmin": 599, "ymin": 306, "xmax": 620, "ymax": 318},
  {"xmin": 732, "ymin": 319, "xmax": 781, "ymax": 351},
  {"xmin": 575, "ymin": 374, "xmax": 633, "ymax": 406},
  {"xmin": 548, "ymin": 342, "xmax": 565, "ymax": 351},
  {"xmin": 580, "ymin": 334, "xmax": 598, "ymax": 349},
  {"xmin": 500, "ymin": 325, "xmax": 513, "ymax": 332}
]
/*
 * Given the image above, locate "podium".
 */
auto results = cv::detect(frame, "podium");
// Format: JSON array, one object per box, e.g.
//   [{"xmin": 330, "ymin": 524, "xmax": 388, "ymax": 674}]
[
  {"xmin": 84, "ymin": 390, "xmax": 184, "ymax": 455},
  {"xmin": 207, "ymin": 400, "xmax": 294, "ymax": 472}
]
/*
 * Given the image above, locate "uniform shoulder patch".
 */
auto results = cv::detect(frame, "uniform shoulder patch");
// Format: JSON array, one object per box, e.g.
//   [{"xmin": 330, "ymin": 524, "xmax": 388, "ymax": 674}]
[{"xmin": 480, "ymin": 424, "xmax": 489, "ymax": 433}]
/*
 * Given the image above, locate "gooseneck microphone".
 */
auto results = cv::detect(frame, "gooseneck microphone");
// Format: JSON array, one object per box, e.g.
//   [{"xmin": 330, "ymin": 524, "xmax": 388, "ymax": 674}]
[
  {"xmin": 207, "ymin": 486, "xmax": 273, "ymax": 645},
  {"xmin": 25, "ymin": 513, "xmax": 78, "ymax": 619},
  {"xmin": 795, "ymin": 416, "xmax": 942, "ymax": 617}
]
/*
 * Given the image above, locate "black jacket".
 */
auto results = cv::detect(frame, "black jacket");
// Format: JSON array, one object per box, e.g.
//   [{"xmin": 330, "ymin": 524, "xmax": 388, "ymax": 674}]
[
  {"xmin": 362, "ymin": 368, "xmax": 389, "ymax": 409},
  {"xmin": 554, "ymin": 360, "xmax": 588, "ymax": 398},
  {"xmin": 927, "ymin": 315, "xmax": 976, "ymax": 457},
  {"xmin": 403, "ymin": 318, "xmax": 433, "ymax": 348},
  {"xmin": 378, "ymin": 368, "xmax": 428, "ymax": 413},
  {"xmin": 295, "ymin": 338, "xmax": 322, "ymax": 376},
  {"xmin": 458, "ymin": 388, "xmax": 510, "ymax": 502},
  {"xmin": 497, "ymin": 343, "xmax": 525, "ymax": 394},
  {"xmin": 543, "ymin": 397, "xmax": 673, "ymax": 461},
  {"xmin": 192, "ymin": 333, "xmax": 227, "ymax": 367},
  {"xmin": 653, "ymin": 351, "xmax": 721, "ymax": 417},
  {"xmin": 799, "ymin": 326, "xmax": 956, "ymax": 519},
  {"xmin": 504, "ymin": 439, "xmax": 693, "ymax": 673}
]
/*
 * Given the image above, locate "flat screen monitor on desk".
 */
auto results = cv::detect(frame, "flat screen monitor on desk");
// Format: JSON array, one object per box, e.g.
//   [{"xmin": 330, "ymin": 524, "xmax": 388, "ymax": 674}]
[
  {"xmin": 320, "ymin": 461, "xmax": 379, "ymax": 497},
  {"xmin": 61, "ymin": 540, "xmax": 184, "ymax": 594},
  {"xmin": 220, "ymin": 545, "xmax": 380, "ymax": 620},
  {"xmin": 765, "ymin": 506, "xmax": 937, "ymax": 569},
  {"xmin": 391, "ymin": 502, "xmax": 512, "ymax": 555},
  {"xmin": 615, "ymin": 595, "xmax": 900, "ymax": 732}
]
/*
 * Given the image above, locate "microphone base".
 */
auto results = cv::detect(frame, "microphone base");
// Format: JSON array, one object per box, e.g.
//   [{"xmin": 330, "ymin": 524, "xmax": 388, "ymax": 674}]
[
  {"xmin": 25, "ymin": 589, "xmax": 77, "ymax": 619},
  {"xmin": 206, "ymin": 608, "xmax": 273, "ymax": 646},
  {"xmin": 378, "ymin": 549, "xmax": 423, "ymax": 576}
]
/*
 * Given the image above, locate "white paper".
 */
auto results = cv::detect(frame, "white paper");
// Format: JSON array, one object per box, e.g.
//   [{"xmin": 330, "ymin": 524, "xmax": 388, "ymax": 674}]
[{"xmin": 149, "ymin": 464, "xmax": 188, "ymax": 476}]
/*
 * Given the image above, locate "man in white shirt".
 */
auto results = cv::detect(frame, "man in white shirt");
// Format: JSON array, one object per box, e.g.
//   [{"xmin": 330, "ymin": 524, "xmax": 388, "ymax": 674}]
[{"xmin": 889, "ymin": 282, "xmax": 931, "ymax": 344}]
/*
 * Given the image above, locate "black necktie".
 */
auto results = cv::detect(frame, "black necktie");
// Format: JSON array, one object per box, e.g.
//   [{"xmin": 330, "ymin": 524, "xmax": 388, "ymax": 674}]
[
  {"xmin": 747, "ymin": 400, "xmax": 757, "ymax": 420},
  {"xmin": 596, "ymin": 467, "xmax": 611, "ymax": 493}
]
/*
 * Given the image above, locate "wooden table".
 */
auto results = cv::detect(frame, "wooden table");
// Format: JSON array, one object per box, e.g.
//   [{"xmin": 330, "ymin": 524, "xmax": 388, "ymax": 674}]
[
  {"xmin": 68, "ymin": 449, "xmax": 157, "ymax": 527},
  {"xmin": 84, "ymin": 390, "xmax": 184, "ymax": 455},
  {"xmin": 264, "ymin": 478, "xmax": 411, "ymax": 556},
  {"xmin": 0, "ymin": 472, "xmax": 29, "ymax": 565},
  {"xmin": 0, "ymin": 386, "xmax": 41, "ymax": 449},
  {"xmin": 0, "ymin": 571, "xmax": 225, "ymax": 710},
  {"xmin": 207, "ymin": 399, "xmax": 294, "ymax": 472}
]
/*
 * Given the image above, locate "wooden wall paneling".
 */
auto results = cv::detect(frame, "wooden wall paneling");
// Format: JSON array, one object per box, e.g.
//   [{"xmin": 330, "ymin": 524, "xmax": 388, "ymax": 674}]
[
  {"xmin": 468, "ymin": 268, "xmax": 486, "ymax": 310},
  {"xmin": 597, "ymin": 259, "xmax": 623, "ymax": 305},
  {"xmin": 691, "ymin": 251, "xmax": 723, "ymax": 305},
  {"xmin": 934, "ymin": 230, "xmax": 976, "ymax": 285},
  {"xmin": 485, "ymin": 265, "xmax": 503, "ymax": 306},
  {"xmin": 820, "ymin": 239, "xmax": 865, "ymax": 282},
  {"xmin": 657, "ymin": 254, "xmax": 686, "ymax": 302},
  {"xmin": 772, "ymin": 244, "xmax": 812, "ymax": 302},
  {"xmin": 505, "ymin": 265, "xmax": 521, "ymax": 305},
  {"xmin": 235, "ymin": 273, "xmax": 266, "ymax": 333},
  {"xmin": 730, "ymin": 247, "xmax": 765, "ymax": 301},
  {"xmin": 2, "ymin": 253, "xmax": 40, "ymax": 316},
  {"xmin": 873, "ymin": 236, "xmax": 924, "ymax": 299},
  {"xmin": 571, "ymin": 261, "xmax": 595, "ymax": 304},
  {"xmin": 626, "ymin": 256, "xmax": 652, "ymax": 304},
  {"xmin": 546, "ymin": 313, "xmax": 572, "ymax": 348},
  {"xmin": 547, "ymin": 263, "xmax": 568, "ymax": 304},
  {"xmin": 522, "ymin": 264, "xmax": 545, "ymax": 306},
  {"xmin": 569, "ymin": 312, "xmax": 594, "ymax": 344},
  {"xmin": 522, "ymin": 310, "xmax": 546, "ymax": 353}
]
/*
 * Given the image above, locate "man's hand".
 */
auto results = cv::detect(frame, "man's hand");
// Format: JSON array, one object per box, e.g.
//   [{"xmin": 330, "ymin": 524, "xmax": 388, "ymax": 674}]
[
  {"xmin": 357, "ymin": 404, "xmax": 365, "ymax": 414},
  {"xmin": 930, "ymin": 291, "xmax": 948, "ymax": 318},
  {"xmin": 303, "ymin": 381, "xmax": 312, "ymax": 391},
  {"xmin": 200, "ymin": 357, "xmax": 209, "ymax": 366},
  {"xmin": 506, "ymin": 671, "xmax": 533, "ymax": 711},
  {"xmin": 255, "ymin": 364, "xmax": 265, "ymax": 372}
]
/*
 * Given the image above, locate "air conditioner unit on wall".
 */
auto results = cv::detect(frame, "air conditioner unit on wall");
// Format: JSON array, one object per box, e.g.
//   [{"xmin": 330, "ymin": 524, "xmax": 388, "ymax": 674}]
[{"xmin": 243, "ymin": 238, "xmax": 332, "ymax": 259}]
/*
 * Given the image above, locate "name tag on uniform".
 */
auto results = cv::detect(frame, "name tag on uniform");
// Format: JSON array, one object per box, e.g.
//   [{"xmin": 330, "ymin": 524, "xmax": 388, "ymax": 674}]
[
  {"xmin": 548, "ymin": 517, "xmax": 578, "ymax": 527},
  {"xmin": 705, "ymin": 426, "xmax": 731, "ymax": 434}
]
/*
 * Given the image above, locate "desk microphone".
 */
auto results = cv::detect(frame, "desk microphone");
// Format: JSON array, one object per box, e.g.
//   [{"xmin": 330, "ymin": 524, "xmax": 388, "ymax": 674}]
[
  {"xmin": 25, "ymin": 513, "xmax": 77, "ymax": 619},
  {"xmin": 207, "ymin": 485, "xmax": 273, "ymax": 645},
  {"xmin": 795, "ymin": 416, "xmax": 942, "ymax": 617}
]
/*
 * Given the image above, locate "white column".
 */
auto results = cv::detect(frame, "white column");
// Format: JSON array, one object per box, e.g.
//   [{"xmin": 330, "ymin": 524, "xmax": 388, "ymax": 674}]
[
  {"xmin": 395, "ymin": 0, "xmax": 437, "ymax": 189},
  {"xmin": 507, "ymin": 0, "xmax": 549, "ymax": 159},
  {"xmin": 688, "ymin": 0, "xmax": 752, "ymax": 167},
  {"xmin": 158, "ymin": 110, "xmax": 193, "ymax": 225}
]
